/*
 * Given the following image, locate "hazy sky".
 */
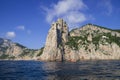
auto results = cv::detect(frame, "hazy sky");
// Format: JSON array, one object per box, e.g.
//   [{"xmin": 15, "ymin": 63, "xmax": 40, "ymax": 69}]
[{"xmin": 0, "ymin": 0, "xmax": 120, "ymax": 49}]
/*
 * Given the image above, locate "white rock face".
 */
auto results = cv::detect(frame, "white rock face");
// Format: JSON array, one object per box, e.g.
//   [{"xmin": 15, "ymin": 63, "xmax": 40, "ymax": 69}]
[
  {"xmin": 0, "ymin": 38, "xmax": 23, "ymax": 56},
  {"xmin": 70, "ymin": 24, "xmax": 120, "ymax": 37},
  {"xmin": 39, "ymin": 19, "xmax": 68, "ymax": 61},
  {"xmin": 0, "ymin": 38, "xmax": 38, "ymax": 60},
  {"xmin": 0, "ymin": 21, "xmax": 120, "ymax": 61},
  {"xmin": 39, "ymin": 22, "xmax": 120, "ymax": 62},
  {"xmin": 67, "ymin": 24, "xmax": 120, "ymax": 61},
  {"xmin": 64, "ymin": 45, "xmax": 79, "ymax": 62}
]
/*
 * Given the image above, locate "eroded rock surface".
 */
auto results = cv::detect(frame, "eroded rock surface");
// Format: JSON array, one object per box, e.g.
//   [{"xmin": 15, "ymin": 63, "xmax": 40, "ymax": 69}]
[
  {"xmin": 39, "ymin": 19, "xmax": 68, "ymax": 61},
  {"xmin": 39, "ymin": 20, "xmax": 120, "ymax": 62}
]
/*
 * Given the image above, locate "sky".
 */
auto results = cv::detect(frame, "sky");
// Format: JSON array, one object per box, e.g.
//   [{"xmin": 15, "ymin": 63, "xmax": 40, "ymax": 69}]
[{"xmin": 0, "ymin": 0, "xmax": 120, "ymax": 49}]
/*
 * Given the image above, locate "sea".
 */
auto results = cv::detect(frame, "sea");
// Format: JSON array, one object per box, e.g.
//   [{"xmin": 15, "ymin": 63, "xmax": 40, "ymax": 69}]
[{"xmin": 0, "ymin": 60, "xmax": 120, "ymax": 80}]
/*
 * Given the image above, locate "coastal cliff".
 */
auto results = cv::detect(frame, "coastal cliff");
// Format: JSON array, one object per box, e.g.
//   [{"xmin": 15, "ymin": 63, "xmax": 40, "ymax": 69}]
[
  {"xmin": 0, "ymin": 19, "xmax": 120, "ymax": 62},
  {"xmin": 39, "ymin": 19, "xmax": 68, "ymax": 61},
  {"xmin": 38, "ymin": 19, "xmax": 120, "ymax": 62},
  {"xmin": 0, "ymin": 38, "xmax": 38, "ymax": 60}
]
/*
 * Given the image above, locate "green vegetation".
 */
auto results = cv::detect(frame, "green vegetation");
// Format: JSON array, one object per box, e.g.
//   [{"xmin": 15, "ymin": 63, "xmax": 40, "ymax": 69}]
[
  {"xmin": 29, "ymin": 51, "xmax": 35, "ymax": 58},
  {"xmin": 66, "ymin": 29, "xmax": 120, "ymax": 51},
  {"xmin": 66, "ymin": 36, "xmax": 89, "ymax": 50},
  {"xmin": 89, "ymin": 24, "xmax": 120, "ymax": 33},
  {"xmin": 114, "ymin": 30, "xmax": 120, "ymax": 33},
  {"xmin": 18, "ymin": 52, "xmax": 28, "ymax": 57},
  {"xmin": 92, "ymin": 35, "xmax": 101, "ymax": 50},
  {"xmin": 79, "ymin": 23, "xmax": 113, "ymax": 31},
  {"xmin": 0, "ymin": 54, "xmax": 15, "ymax": 59},
  {"xmin": 18, "ymin": 49, "xmax": 30, "ymax": 57},
  {"xmin": 9, "ymin": 56, "xmax": 16, "ymax": 59},
  {"xmin": 15, "ymin": 43, "xmax": 26, "ymax": 48},
  {"xmin": 18, "ymin": 49, "xmax": 35, "ymax": 57},
  {"xmin": 103, "ymin": 52, "xmax": 111, "ymax": 55},
  {"xmin": 0, "ymin": 54, "xmax": 9, "ymax": 59},
  {"xmin": 92, "ymin": 32, "xmax": 120, "ymax": 48},
  {"xmin": 104, "ymin": 33, "xmax": 120, "ymax": 47},
  {"xmin": 93, "ymin": 24, "xmax": 112, "ymax": 31},
  {"xmin": 66, "ymin": 36, "xmax": 79, "ymax": 50},
  {"xmin": 70, "ymin": 28, "xmax": 78, "ymax": 33},
  {"xmin": 37, "ymin": 47, "xmax": 44, "ymax": 56},
  {"xmin": 0, "ymin": 41, "xmax": 3, "ymax": 45},
  {"xmin": 0, "ymin": 47, "xmax": 8, "ymax": 53},
  {"xmin": 67, "ymin": 23, "xmax": 120, "ymax": 50}
]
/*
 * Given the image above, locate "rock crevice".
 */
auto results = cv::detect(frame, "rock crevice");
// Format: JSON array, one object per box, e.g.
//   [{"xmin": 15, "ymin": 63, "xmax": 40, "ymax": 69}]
[
  {"xmin": 39, "ymin": 19, "xmax": 68, "ymax": 61},
  {"xmin": 39, "ymin": 19, "xmax": 120, "ymax": 62}
]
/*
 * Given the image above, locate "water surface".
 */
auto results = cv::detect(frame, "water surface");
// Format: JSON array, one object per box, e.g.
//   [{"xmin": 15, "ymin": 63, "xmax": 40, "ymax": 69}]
[{"xmin": 0, "ymin": 60, "xmax": 120, "ymax": 80}]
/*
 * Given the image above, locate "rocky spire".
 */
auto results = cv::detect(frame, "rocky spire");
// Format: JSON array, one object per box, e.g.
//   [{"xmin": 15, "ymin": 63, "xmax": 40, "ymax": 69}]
[{"xmin": 39, "ymin": 19, "xmax": 68, "ymax": 61}]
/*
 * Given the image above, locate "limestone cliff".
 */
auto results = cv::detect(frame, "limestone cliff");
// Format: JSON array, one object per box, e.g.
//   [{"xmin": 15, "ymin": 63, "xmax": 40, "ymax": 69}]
[
  {"xmin": 65, "ymin": 24, "xmax": 120, "ymax": 61},
  {"xmin": 1, "ymin": 19, "xmax": 120, "ymax": 61},
  {"xmin": 39, "ymin": 19, "xmax": 120, "ymax": 62},
  {"xmin": 39, "ymin": 19, "xmax": 68, "ymax": 61},
  {"xmin": 0, "ymin": 38, "xmax": 38, "ymax": 60}
]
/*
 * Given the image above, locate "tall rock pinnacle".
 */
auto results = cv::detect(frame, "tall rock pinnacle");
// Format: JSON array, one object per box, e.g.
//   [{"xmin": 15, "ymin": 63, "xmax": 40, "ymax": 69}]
[{"xmin": 39, "ymin": 19, "xmax": 68, "ymax": 61}]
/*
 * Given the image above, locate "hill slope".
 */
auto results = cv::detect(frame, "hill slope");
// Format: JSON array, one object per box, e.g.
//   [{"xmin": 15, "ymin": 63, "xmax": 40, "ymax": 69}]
[
  {"xmin": 0, "ymin": 19, "xmax": 120, "ymax": 61},
  {"xmin": 0, "ymin": 38, "xmax": 39, "ymax": 60},
  {"xmin": 39, "ymin": 19, "xmax": 120, "ymax": 62},
  {"xmin": 65, "ymin": 24, "xmax": 120, "ymax": 61}
]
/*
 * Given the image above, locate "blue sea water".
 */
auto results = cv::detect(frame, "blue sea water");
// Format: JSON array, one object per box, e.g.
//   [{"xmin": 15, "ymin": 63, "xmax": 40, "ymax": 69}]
[{"xmin": 0, "ymin": 60, "xmax": 120, "ymax": 80}]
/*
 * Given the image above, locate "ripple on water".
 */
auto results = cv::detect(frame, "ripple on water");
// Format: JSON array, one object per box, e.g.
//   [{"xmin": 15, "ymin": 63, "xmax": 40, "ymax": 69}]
[{"xmin": 0, "ymin": 60, "xmax": 120, "ymax": 80}]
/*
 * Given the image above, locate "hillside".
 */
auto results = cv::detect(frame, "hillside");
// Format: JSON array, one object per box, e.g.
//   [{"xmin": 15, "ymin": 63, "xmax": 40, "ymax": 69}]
[
  {"xmin": 0, "ymin": 38, "xmax": 40, "ymax": 60},
  {"xmin": 38, "ymin": 19, "xmax": 120, "ymax": 62},
  {"xmin": 0, "ymin": 19, "xmax": 120, "ymax": 61}
]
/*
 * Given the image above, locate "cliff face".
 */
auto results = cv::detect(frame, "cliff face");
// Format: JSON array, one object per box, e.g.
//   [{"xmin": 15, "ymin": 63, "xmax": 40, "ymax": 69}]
[
  {"xmin": 39, "ymin": 19, "xmax": 68, "ymax": 61},
  {"xmin": 65, "ymin": 24, "xmax": 120, "ymax": 61},
  {"xmin": 0, "ymin": 38, "xmax": 25, "ymax": 56},
  {"xmin": 0, "ymin": 38, "xmax": 38, "ymax": 60},
  {"xmin": 1, "ymin": 19, "xmax": 120, "ymax": 61},
  {"xmin": 39, "ymin": 19, "xmax": 120, "ymax": 62}
]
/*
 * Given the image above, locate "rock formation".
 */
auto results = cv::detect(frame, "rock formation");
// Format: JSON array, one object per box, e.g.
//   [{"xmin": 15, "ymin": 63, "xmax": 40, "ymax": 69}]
[
  {"xmin": 65, "ymin": 24, "xmax": 120, "ymax": 61},
  {"xmin": 39, "ymin": 19, "xmax": 68, "ymax": 61},
  {"xmin": 39, "ymin": 19, "xmax": 120, "ymax": 62},
  {"xmin": 0, "ymin": 38, "xmax": 38, "ymax": 60},
  {"xmin": 0, "ymin": 19, "xmax": 120, "ymax": 61}
]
